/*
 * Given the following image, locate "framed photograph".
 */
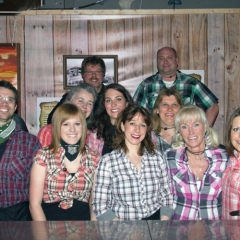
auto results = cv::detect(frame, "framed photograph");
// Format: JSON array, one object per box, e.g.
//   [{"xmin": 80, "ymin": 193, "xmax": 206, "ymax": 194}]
[
  {"xmin": 0, "ymin": 43, "xmax": 20, "ymax": 90},
  {"xmin": 0, "ymin": 43, "xmax": 20, "ymax": 111},
  {"xmin": 63, "ymin": 55, "xmax": 118, "ymax": 90}
]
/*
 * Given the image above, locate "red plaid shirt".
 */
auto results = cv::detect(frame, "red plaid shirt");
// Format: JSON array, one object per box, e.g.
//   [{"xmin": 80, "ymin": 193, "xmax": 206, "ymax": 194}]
[
  {"xmin": 34, "ymin": 146, "xmax": 100, "ymax": 209},
  {"xmin": 0, "ymin": 126, "xmax": 41, "ymax": 207}
]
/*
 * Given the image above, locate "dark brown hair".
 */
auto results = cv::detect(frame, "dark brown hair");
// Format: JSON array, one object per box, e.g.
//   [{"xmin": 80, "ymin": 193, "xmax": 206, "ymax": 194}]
[
  {"xmin": 225, "ymin": 107, "xmax": 240, "ymax": 156},
  {"xmin": 113, "ymin": 104, "xmax": 155, "ymax": 155}
]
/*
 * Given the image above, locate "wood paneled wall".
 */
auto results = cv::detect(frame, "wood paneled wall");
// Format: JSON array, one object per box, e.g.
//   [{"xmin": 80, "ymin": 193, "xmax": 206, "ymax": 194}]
[{"xmin": 0, "ymin": 11, "xmax": 240, "ymax": 144}]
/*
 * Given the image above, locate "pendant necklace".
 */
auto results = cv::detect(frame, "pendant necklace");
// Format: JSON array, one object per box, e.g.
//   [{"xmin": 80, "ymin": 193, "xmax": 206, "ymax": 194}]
[{"xmin": 161, "ymin": 126, "xmax": 175, "ymax": 130}]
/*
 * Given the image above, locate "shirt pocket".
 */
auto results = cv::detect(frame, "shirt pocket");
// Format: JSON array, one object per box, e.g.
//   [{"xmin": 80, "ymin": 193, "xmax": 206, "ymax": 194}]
[
  {"xmin": 201, "ymin": 171, "xmax": 223, "ymax": 200},
  {"xmin": 171, "ymin": 169, "xmax": 197, "ymax": 199},
  {"xmin": 9, "ymin": 155, "xmax": 27, "ymax": 180}
]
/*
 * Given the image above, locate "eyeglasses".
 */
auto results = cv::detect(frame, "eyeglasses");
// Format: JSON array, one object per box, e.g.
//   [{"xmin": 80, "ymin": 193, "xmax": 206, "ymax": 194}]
[
  {"xmin": 0, "ymin": 96, "xmax": 15, "ymax": 104},
  {"xmin": 84, "ymin": 71, "xmax": 103, "ymax": 75}
]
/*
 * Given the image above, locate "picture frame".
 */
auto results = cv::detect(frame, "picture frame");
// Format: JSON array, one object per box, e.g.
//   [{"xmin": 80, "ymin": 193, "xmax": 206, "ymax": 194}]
[
  {"xmin": 63, "ymin": 55, "xmax": 118, "ymax": 90},
  {"xmin": 0, "ymin": 43, "xmax": 20, "ymax": 108},
  {"xmin": 0, "ymin": 43, "xmax": 20, "ymax": 90}
]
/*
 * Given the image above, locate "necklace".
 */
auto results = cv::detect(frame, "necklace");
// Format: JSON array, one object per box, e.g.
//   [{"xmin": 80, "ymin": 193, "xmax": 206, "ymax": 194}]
[
  {"xmin": 186, "ymin": 148, "xmax": 205, "ymax": 161},
  {"xmin": 161, "ymin": 127, "xmax": 175, "ymax": 130},
  {"xmin": 187, "ymin": 155, "xmax": 204, "ymax": 181}
]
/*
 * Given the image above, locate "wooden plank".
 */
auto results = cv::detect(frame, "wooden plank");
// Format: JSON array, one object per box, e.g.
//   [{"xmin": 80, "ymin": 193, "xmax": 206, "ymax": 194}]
[
  {"xmin": 142, "ymin": 15, "xmax": 153, "ymax": 79},
  {"xmin": 53, "ymin": 15, "xmax": 71, "ymax": 98},
  {"xmin": 152, "ymin": 15, "xmax": 171, "ymax": 72},
  {"xmin": 106, "ymin": 18, "xmax": 125, "ymax": 82},
  {"xmin": 123, "ymin": 16, "xmax": 143, "ymax": 96},
  {"xmin": 208, "ymin": 14, "xmax": 225, "ymax": 143},
  {"xmin": 24, "ymin": 15, "xmax": 54, "ymax": 134},
  {"xmin": 21, "ymin": 9, "xmax": 240, "ymax": 16},
  {"xmin": 88, "ymin": 17, "xmax": 106, "ymax": 54},
  {"xmin": 171, "ymin": 15, "xmax": 189, "ymax": 69},
  {"xmin": 70, "ymin": 15, "xmax": 89, "ymax": 55},
  {"xmin": 224, "ymin": 14, "xmax": 240, "ymax": 134},
  {"xmin": 189, "ymin": 14, "xmax": 207, "ymax": 83},
  {"xmin": 0, "ymin": 16, "xmax": 7, "ymax": 42}
]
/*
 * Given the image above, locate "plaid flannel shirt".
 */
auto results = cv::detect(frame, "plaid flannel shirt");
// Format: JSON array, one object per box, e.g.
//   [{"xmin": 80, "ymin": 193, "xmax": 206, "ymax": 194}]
[
  {"xmin": 133, "ymin": 71, "xmax": 218, "ymax": 112},
  {"xmin": 165, "ymin": 146, "xmax": 229, "ymax": 220},
  {"xmin": 0, "ymin": 126, "xmax": 41, "ymax": 208},
  {"xmin": 222, "ymin": 152, "xmax": 240, "ymax": 219},
  {"xmin": 93, "ymin": 148, "xmax": 173, "ymax": 220},
  {"xmin": 34, "ymin": 146, "xmax": 100, "ymax": 209}
]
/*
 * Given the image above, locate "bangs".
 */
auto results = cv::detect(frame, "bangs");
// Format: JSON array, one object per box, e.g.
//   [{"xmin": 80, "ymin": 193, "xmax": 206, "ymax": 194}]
[{"xmin": 177, "ymin": 107, "xmax": 205, "ymax": 126}]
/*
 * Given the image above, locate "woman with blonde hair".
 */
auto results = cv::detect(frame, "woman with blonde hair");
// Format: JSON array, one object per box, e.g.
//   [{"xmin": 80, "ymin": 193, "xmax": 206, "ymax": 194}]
[{"xmin": 166, "ymin": 105, "xmax": 229, "ymax": 220}]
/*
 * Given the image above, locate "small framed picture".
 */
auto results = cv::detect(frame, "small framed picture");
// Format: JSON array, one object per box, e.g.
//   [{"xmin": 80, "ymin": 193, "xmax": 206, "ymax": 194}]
[{"xmin": 63, "ymin": 55, "xmax": 118, "ymax": 90}]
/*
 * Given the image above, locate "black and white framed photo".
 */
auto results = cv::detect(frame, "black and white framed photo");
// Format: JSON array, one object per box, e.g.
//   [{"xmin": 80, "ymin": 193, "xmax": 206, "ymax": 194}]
[{"xmin": 63, "ymin": 55, "xmax": 118, "ymax": 90}]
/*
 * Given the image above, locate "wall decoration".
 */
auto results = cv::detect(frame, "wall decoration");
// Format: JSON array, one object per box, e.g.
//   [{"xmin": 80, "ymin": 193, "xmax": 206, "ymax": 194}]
[
  {"xmin": 0, "ymin": 43, "xmax": 20, "ymax": 112},
  {"xmin": 63, "ymin": 55, "xmax": 118, "ymax": 90},
  {"xmin": 37, "ymin": 97, "xmax": 61, "ymax": 131}
]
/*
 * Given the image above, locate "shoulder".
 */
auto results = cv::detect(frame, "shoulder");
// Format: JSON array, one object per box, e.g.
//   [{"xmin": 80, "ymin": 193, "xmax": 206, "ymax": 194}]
[
  {"xmin": 85, "ymin": 146, "xmax": 100, "ymax": 158},
  {"xmin": 206, "ymin": 146, "xmax": 229, "ymax": 160},
  {"xmin": 13, "ymin": 127, "xmax": 39, "ymax": 142},
  {"xmin": 139, "ymin": 73, "xmax": 159, "ymax": 86},
  {"xmin": 99, "ymin": 149, "xmax": 122, "ymax": 164},
  {"xmin": 178, "ymin": 72, "xmax": 201, "ymax": 84}
]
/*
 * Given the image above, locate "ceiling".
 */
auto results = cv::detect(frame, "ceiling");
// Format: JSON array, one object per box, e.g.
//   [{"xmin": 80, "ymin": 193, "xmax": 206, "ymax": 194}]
[{"xmin": 0, "ymin": 0, "xmax": 41, "ymax": 13}]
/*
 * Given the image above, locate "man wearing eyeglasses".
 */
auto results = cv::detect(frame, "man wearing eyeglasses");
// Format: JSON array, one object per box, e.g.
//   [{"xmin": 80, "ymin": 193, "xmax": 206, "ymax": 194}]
[
  {"xmin": 0, "ymin": 80, "xmax": 41, "ymax": 220},
  {"xmin": 47, "ymin": 56, "xmax": 106, "ymax": 124}
]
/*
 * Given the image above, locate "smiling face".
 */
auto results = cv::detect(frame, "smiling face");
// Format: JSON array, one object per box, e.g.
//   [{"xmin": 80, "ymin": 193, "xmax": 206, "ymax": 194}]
[
  {"xmin": 179, "ymin": 119, "xmax": 206, "ymax": 152},
  {"xmin": 70, "ymin": 90, "xmax": 94, "ymax": 118},
  {"xmin": 157, "ymin": 47, "xmax": 178, "ymax": 78},
  {"xmin": 231, "ymin": 116, "xmax": 240, "ymax": 153},
  {"xmin": 82, "ymin": 64, "xmax": 104, "ymax": 93},
  {"xmin": 0, "ymin": 87, "xmax": 17, "ymax": 125},
  {"xmin": 60, "ymin": 116, "xmax": 82, "ymax": 145},
  {"xmin": 121, "ymin": 113, "xmax": 147, "ymax": 149},
  {"xmin": 157, "ymin": 95, "xmax": 181, "ymax": 128},
  {"xmin": 104, "ymin": 88, "xmax": 128, "ymax": 125}
]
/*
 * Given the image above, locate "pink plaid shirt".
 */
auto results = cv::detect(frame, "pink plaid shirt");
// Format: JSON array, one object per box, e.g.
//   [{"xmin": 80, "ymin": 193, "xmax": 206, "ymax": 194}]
[
  {"xmin": 37, "ymin": 124, "xmax": 52, "ymax": 147},
  {"xmin": 85, "ymin": 130, "xmax": 104, "ymax": 156},
  {"xmin": 222, "ymin": 152, "xmax": 240, "ymax": 219}
]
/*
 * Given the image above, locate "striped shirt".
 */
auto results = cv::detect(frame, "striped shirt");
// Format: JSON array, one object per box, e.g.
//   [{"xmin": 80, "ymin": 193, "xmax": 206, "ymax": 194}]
[
  {"xmin": 165, "ymin": 146, "xmax": 229, "ymax": 220},
  {"xmin": 34, "ymin": 146, "xmax": 100, "ymax": 209},
  {"xmin": 133, "ymin": 71, "xmax": 218, "ymax": 112},
  {"xmin": 93, "ymin": 149, "xmax": 173, "ymax": 220},
  {"xmin": 222, "ymin": 153, "xmax": 240, "ymax": 219}
]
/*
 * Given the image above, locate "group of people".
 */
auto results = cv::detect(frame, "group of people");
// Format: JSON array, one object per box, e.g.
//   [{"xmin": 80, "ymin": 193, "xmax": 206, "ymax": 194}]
[{"xmin": 0, "ymin": 47, "xmax": 239, "ymax": 222}]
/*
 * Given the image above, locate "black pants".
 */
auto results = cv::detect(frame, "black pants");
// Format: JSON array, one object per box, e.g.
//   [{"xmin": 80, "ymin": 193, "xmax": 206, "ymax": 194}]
[
  {"xmin": 42, "ymin": 200, "xmax": 90, "ymax": 220},
  {"xmin": 0, "ymin": 201, "xmax": 31, "ymax": 221},
  {"xmin": 142, "ymin": 208, "xmax": 160, "ymax": 220}
]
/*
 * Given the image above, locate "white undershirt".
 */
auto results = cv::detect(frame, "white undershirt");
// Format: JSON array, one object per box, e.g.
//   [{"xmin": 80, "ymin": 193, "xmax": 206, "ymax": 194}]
[{"xmin": 163, "ymin": 80, "xmax": 175, "ymax": 88}]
